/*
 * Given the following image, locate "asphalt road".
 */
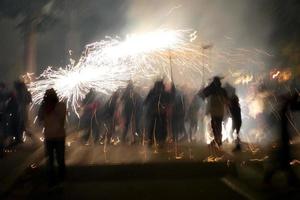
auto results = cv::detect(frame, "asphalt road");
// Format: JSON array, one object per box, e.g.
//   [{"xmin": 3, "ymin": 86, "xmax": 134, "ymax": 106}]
[{"xmin": 1, "ymin": 137, "xmax": 300, "ymax": 200}]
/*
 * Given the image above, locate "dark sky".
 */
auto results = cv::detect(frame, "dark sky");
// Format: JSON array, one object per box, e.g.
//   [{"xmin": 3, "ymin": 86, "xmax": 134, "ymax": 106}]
[{"xmin": 0, "ymin": 0, "xmax": 299, "ymax": 82}]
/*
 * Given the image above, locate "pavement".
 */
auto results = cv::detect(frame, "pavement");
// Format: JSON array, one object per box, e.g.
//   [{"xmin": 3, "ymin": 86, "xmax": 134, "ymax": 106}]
[
  {"xmin": 1, "ymin": 136, "xmax": 300, "ymax": 200},
  {"xmin": 0, "ymin": 137, "xmax": 43, "ymax": 196}
]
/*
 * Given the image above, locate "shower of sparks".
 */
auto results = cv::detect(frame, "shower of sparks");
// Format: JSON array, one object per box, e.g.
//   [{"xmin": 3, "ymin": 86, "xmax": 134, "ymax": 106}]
[
  {"xmin": 27, "ymin": 28, "xmax": 272, "ymax": 116},
  {"xmin": 28, "ymin": 29, "xmax": 206, "ymax": 110}
]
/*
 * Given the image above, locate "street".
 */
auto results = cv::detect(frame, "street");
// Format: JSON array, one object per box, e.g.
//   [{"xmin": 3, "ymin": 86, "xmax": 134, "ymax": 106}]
[{"xmin": 1, "ymin": 134, "xmax": 300, "ymax": 199}]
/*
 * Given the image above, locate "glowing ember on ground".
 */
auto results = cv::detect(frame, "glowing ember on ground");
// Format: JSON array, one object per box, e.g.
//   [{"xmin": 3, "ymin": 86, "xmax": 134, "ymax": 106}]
[
  {"xmin": 249, "ymin": 156, "xmax": 269, "ymax": 162},
  {"xmin": 203, "ymin": 155, "xmax": 224, "ymax": 162}
]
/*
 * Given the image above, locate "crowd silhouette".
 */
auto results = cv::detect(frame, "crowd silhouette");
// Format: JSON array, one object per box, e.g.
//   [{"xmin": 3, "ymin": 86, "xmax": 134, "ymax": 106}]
[{"xmin": 0, "ymin": 75, "xmax": 299, "ymax": 188}]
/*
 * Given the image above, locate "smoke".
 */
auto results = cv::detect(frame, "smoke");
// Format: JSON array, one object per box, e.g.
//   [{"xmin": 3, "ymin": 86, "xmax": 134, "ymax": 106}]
[
  {"xmin": 124, "ymin": 0, "xmax": 275, "ymax": 86},
  {"xmin": 124, "ymin": 0, "xmax": 278, "ymax": 144}
]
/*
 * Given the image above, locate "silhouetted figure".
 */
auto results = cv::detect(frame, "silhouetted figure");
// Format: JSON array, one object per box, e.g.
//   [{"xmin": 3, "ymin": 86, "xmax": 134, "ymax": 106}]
[
  {"xmin": 229, "ymin": 94, "xmax": 242, "ymax": 151},
  {"xmin": 80, "ymin": 88, "xmax": 101, "ymax": 144},
  {"xmin": 5, "ymin": 90, "xmax": 19, "ymax": 145},
  {"xmin": 14, "ymin": 80, "xmax": 32, "ymax": 143},
  {"xmin": 120, "ymin": 82, "xmax": 143, "ymax": 144},
  {"xmin": 144, "ymin": 80, "xmax": 164, "ymax": 146},
  {"xmin": 172, "ymin": 88, "xmax": 186, "ymax": 143},
  {"xmin": 100, "ymin": 89, "xmax": 121, "ymax": 144},
  {"xmin": 186, "ymin": 94, "xmax": 202, "ymax": 142},
  {"xmin": 38, "ymin": 88, "xmax": 66, "ymax": 186},
  {"xmin": 145, "ymin": 80, "xmax": 175, "ymax": 147},
  {"xmin": 264, "ymin": 92, "xmax": 299, "ymax": 186},
  {"xmin": 199, "ymin": 76, "xmax": 228, "ymax": 147},
  {"xmin": 0, "ymin": 82, "xmax": 7, "ymax": 158}
]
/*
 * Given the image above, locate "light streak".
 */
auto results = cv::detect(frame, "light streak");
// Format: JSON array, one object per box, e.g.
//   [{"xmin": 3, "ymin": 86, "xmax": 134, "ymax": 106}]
[
  {"xmin": 27, "ymin": 28, "xmax": 271, "ymax": 116},
  {"xmin": 28, "ymin": 29, "xmax": 205, "ymax": 111},
  {"xmin": 272, "ymin": 71, "xmax": 280, "ymax": 79},
  {"xmin": 249, "ymin": 155, "xmax": 269, "ymax": 162}
]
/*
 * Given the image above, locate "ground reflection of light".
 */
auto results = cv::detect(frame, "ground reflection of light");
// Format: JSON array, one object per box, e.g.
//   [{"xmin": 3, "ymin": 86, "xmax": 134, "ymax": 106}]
[
  {"xmin": 203, "ymin": 155, "xmax": 224, "ymax": 162},
  {"xmin": 222, "ymin": 118, "xmax": 233, "ymax": 143},
  {"xmin": 204, "ymin": 116, "xmax": 233, "ymax": 144},
  {"xmin": 249, "ymin": 156, "xmax": 269, "ymax": 162}
]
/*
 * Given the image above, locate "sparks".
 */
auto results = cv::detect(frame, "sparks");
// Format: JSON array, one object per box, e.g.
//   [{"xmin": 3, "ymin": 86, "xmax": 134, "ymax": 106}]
[{"xmin": 28, "ymin": 29, "xmax": 205, "ymax": 111}]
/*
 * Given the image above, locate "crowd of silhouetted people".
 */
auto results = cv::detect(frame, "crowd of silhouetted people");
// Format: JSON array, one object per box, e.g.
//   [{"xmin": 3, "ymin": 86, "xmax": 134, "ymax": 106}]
[
  {"xmin": 75, "ymin": 76, "xmax": 242, "ymax": 150},
  {"xmin": 1, "ymin": 75, "xmax": 299, "ymax": 188}
]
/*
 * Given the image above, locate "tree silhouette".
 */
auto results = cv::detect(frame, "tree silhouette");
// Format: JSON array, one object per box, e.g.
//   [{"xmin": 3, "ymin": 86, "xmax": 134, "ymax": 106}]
[{"xmin": 0, "ymin": 0, "xmax": 63, "ymax": 73}]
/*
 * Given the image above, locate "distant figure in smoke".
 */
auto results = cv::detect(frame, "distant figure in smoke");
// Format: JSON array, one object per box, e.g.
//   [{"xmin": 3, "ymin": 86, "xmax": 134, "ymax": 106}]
[
  {"xmin": 224, "ymin": 83, "xmax": 242, "ymax": 151},
  {"xmin": 264, "ymin": 91, "xmax": 300, "ymax": 186},
  {"xmin": 186, "ymin": 94, "xmax": 202, "ymax": 142},
  {"xmin": 38, "ymin": 88, "xmax": 66, "ymax": 186},
  {"xmin": 145, "ymin": 79, "xmax": 175, "ymax": 147},
  {"xmin": 199, "ymin": 76, "xmax": 228, "ymax": 147},
  {"xmin": 13, "ymin": 80, "xmax": 32, "ymax": 143},
  {"xmin": 101, "ymin": 89, "xmax": 121, "ymax": 144},
  {"xmin": 172, "ymin": 87, "xmax": 187, "ymax": 143},
  {"xmin": 120, "ymin": 81, "xmax": 143, "ymax": 144},
  {"xmin": 229, "ymin": 94, "xmax": 242, "ymax": 151},
  {"xmin": 80, "ymin": 88, "xmax": 101, "ymax": 144},
  {"xmin": 5, "ymin": 89, "xmax": 19, "ymax": 145},
  {"xmin": 0, "ymin": 82, "xmax": 8, "ymax": 158}
]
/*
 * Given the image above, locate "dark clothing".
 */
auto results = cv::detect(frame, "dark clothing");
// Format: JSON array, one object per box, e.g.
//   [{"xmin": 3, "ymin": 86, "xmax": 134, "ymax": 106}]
[
  {"xmin": 187, "ymin": 95, "xmax": 202, "ymax": 141},
  {"xmin": 199, "ymin": 79, "xmax": 228, "ymax": 146},
  {"xmin": 80, "ymin": 90, "xmax": 101, "ymax": 143},
  {"xmin": 211, "ymin": 116, "xmax": 223, "ymax": 146},
  {"xmin": 121, "ymin": 87, "xmax": 143, "ymax": 143},
  {"xmin": 264, "ymin": 93, "xmax": 299, "ymax": 185},
  {"xmin": 45, "ymin": 139, "xmax": 65, "ymax": 185},
  {"xmin": 100, "ymin": 91, "xmax": 120, "ymax": 144},
  {"xmin": 0, "ymin": 89, "xmax": 8, "ymax": 157},
  {"xmin": 229, "ymin": 95, "xmax": 242, "ymax": 134},
  {"xmin": 6, "ymin": 93, "xmax": 21, "ymax": 143},
  {"xmin": 172, "ymin": 91, "xmax": 186, "ymax": 142},
  {"xmin": 15, "ymin": 82, "xmax": 32, "ymax": 143},
  {"xmin": 144, "ymin": 81, "xmax": 174, "ymax": 146}
]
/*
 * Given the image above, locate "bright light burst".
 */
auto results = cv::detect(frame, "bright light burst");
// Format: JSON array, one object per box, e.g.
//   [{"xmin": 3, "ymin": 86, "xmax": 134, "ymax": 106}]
[
  {"xmin": 28, "ymin": 29, "xmax": 204, "ymax": 110},
  {"xmin": 28, "ymin": 28, "xmax": 271, "ymax": 114}
]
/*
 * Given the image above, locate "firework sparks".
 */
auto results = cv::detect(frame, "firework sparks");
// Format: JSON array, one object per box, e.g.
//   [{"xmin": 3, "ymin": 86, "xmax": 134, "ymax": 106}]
[
  {"xmin": 28, "ymin": 29, "xmax": 205, "ymax": 110},
  {"xmin": 28, "ymin": 28, "xmax": 271, "ymax": 115}
]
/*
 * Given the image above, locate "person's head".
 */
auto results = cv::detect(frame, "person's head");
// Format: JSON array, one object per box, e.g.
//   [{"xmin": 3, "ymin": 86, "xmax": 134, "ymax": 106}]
[
  {"xmin": 154, "ymin": 79, "xmax": 164, "ymax": 92},
  {"xmin": 14, "ymin": 80, "xmax": 25, "ymax": 91},
  {"xmin": 212, "ymin": 76, "xmax": 222, "ymax": 87},
  {"xmin": 43, "ymin": 88, "xmax": 59, "ymax": 105}
]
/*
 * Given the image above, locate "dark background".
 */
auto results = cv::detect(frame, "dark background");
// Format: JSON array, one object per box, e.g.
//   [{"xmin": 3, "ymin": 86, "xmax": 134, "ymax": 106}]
[{"xmin": 0, "ymin": 0, "xmax": 299, "ymax": 82}]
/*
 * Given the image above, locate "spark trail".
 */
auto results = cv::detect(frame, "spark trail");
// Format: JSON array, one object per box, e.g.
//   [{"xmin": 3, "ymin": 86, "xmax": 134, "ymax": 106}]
[{"xmin": 28, "ymin": 29, "xmax": 205, "ymax": 110}]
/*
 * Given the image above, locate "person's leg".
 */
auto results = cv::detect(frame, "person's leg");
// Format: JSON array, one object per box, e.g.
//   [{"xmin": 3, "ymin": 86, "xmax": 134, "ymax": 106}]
[
  {"xmin": 159, "ymin": 114, "xmax": 168, "ymax": 147},
  {"xmin": 55, "ymin": 139, "xmax": 66, "ymax": 182},
  {"xmin": 211, "ymin": 117, "xmax": 222, "ymax": 146},
  {"xmin": 147, "ymin": 116, "xmax": 155, "ymax": 146},
  {"xmin": 216, "ymin": 117, "xmax": 223, "ymax": 146},
  {"xmin": 122, "ymin": 114, "xmax": 130, "ymax": 143},
  {"xmin": 45, "ymin": 140, "xmax": 55, "ymax": 186},
  {"xmin": 91, "ymin": 117, "xmax": 100, "ymax": 144}
]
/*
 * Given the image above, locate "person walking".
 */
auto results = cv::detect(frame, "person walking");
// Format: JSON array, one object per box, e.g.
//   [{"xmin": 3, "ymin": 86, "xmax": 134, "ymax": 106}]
[
  {"xmin": 199, "ymin": 76, "xmax": 228, "ymax": 147},
  {"xmin": 38, "ymin": 88, "xmax": 67, "ymax": 186}
]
